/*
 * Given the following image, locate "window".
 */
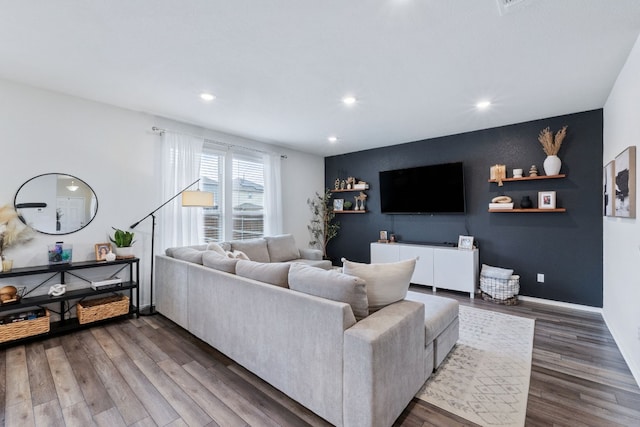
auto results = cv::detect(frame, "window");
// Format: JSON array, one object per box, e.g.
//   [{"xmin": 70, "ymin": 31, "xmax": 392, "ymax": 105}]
[{"xmin": 200, "ymin": 144, "xmax": 265, "ymax": 242}]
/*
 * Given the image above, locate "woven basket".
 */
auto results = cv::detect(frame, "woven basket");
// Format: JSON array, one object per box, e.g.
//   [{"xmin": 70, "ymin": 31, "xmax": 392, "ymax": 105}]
[
  {"xmin": 77, "ymin": 295, "xmax": 129, "ymax": 324},
  {"xmin": 480, "ymin": 275, "xmax": 520, "ymax": 305},
  {"xmin": 0, "ymin": 309, "xmax": 50, "ymax": 343}
]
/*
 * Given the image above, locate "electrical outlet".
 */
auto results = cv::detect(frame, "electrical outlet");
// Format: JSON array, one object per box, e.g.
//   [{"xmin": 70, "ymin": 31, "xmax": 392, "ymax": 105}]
[{"xmin": 537, "ymin": 273, "xmax": 545, "ymax": 283}]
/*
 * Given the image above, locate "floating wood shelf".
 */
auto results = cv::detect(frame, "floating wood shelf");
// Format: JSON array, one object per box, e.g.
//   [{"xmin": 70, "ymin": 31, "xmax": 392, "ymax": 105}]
[
  {"xmin": 488, "ymin": 174, "xmax": 565, "ymax": 183},
  {"xmin": 331, "ymin": 188, "xmax": 368, "ymax": 193},
  {"xmin": 488, "ymin": 208, "xmax": 566, "ymax": 213},
  {"xmin": 334, "ymin": 210, "xmax": 367, "ymax": 214}
]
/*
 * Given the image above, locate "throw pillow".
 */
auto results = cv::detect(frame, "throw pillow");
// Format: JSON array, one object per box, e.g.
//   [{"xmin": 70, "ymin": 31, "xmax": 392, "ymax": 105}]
[
  {"xmin": 230, "ymin": 238, "xmax": 270, "ymax": 263},
  {"xmin": 170, "ymin": 247, "xmax": 205, "ymax": 264},
  {"xmin": 202, "ymin": 251, "xmax": 239, "ymax": 274},
  {"xmin": 236, "ymin": 260, "xmax": 290, "ymax": 288},
  {"xmin": 288, "ymin": 263, "xmax": 368, "ymax": 320},
  {"xmin": 264, "ymin": 234, "xmax": 301, "ymax": 262},
  {"xmin": 225, "ymin": 250, "xmax": 250, "ymax": 260},
  {"xmin": 206, "ymin": 242, "xmax": 227, "ymax": 256},
  {"xmin": 480, "ymin": 264, "xmax": 514, "ymax": 279},
  {"xmin": 342, "ymin": 257, "xmax": 416, "ymax": 312}
]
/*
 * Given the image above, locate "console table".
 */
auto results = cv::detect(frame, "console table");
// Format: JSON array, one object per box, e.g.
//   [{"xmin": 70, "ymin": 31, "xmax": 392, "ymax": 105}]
[
  {"xmin": 0, "ymin": 258, "xmax": 139, "ymax": 346},
  {"xmin": 371, "ymin": 242, "xmax": 478, "ymax": 298}
]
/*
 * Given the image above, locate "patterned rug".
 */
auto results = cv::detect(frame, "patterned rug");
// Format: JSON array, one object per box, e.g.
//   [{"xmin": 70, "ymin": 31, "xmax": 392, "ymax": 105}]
[{"xmin": 416, "ymin": 305, "xmax": 535, "ymax": 427}]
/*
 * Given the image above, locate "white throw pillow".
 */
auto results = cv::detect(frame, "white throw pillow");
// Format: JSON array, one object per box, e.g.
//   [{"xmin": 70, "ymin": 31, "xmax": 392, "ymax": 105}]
[
  {"xmin": 225, "ymin": 250, "xmax": 250, "ymax": 260},
  {"xmin": 342, "ymin": 257, "xmax": 416, "ymax": 312},
  {"xmin": 206, "ymin": 242, "xmax": 227, "ymax": 256}
]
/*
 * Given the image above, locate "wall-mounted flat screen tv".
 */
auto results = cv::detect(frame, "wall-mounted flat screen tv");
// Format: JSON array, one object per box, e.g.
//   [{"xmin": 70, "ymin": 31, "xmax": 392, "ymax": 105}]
[{"xmin": 379, "ymin": 162, "xmax": 466, "ymax": 214}]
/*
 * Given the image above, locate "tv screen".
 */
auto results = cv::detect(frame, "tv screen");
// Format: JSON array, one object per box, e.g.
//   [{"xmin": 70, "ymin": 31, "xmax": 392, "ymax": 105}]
[{"xmin": 379, "ymin": 162, "xmax": 466, "ymax": 214}]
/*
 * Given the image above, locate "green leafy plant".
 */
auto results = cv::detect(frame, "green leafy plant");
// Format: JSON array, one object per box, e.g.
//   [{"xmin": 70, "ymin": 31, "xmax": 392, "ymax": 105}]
[
  {"xmin": 110, "ymin": 227, "xmax": 135, "ymax": 248},
  {"xmin": 307, "ymin": 189, "xmax": 340, "ymax": 259}
]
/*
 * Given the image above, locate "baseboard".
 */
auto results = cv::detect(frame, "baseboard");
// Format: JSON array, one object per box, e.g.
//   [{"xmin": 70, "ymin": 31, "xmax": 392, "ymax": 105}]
[
  {"xmin": 602, "ymin": 312, "xmax": 640, "ymax": 389},
  {"xmin": 517, "ymin": 295, "xmax": 603, "ymax": 313}
]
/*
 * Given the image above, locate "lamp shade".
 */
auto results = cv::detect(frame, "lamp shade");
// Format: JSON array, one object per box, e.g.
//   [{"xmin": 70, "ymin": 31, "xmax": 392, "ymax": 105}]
[{"xmin": 181, "ymin": 190, "xmax": 214, "ymax": 207}]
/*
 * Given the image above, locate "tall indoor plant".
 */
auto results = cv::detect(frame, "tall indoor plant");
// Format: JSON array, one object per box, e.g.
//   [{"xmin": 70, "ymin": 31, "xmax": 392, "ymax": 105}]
[{"xmin": 307, "ymin": 189, "xmax": 340, "ymax": 260}]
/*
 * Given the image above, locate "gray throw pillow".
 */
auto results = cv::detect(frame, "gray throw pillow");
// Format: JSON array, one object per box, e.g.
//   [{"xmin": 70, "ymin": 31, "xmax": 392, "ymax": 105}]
[
  {"xmin": 230, "ymin": 238, "xmax": 270, "ymax": 263},
  {"xmin": 342, "ymin": 257, "xmax": 416, "ymax": 312},
  {"xmin": 206, "ymin": 242, "xmax": 227, "ymax": 256},
  {"xmin": 171, "ymin": 247, "xmax": 204, "ymax": 264},
  {"xmin": 265, "ymin": 234, "xmax": 301, "ymax": 262},
  {"xmin": 288, "ymin": 263, "xmax": 368, "ymax": 320},
  {"xmin": 203, "ymin": 251, "xmax": 239, "ymax": 273},
  {"xmin": 480, "ymin": 264, "xmax": 514, "ymax": 279},
  {"xmin": 236, "ymin": 260, "xmax": 290, "ymax": 288}
]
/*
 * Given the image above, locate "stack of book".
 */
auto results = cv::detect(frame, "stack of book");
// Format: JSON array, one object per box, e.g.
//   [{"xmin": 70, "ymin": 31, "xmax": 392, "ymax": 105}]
[{"xmin": 489, "ymin": 202, "xmax": 514, "ymax": 210}]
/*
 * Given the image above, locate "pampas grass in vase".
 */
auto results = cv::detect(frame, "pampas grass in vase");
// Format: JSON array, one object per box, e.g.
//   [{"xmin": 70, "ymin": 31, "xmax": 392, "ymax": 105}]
[{"xmin": 538, "ymin": 125, "xmax": 568, "ymax": 175}]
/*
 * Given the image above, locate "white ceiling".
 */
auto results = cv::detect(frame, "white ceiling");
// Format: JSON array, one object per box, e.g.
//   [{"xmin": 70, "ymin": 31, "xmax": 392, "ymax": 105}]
[{"xmin": 1, "ymin": 0, "xmax": 639, "ymax": 156}]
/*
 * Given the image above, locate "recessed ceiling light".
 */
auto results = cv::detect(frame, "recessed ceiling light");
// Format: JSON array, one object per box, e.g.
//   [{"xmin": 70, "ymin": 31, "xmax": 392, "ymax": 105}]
[
  {"xmin": 342, "ymin": 96, "xmax": 357, "ymax": 105},
  {"xmin": 200, "ymin": 93, "xmax": 216, "ymax": 101},
  {"xmin": 328, "ymin": 136, "xmax": 338, "ymax": 143},
  {"xmin": 476, "ymin": 100, "xmax": 491, "ymax": 110}
]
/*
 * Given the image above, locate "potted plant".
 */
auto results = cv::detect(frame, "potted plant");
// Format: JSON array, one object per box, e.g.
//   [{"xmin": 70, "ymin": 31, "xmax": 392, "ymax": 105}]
[
  {"xmin": 110, "ymin": 227, "xmax": 135, "ymax": 258},
  {"xmin": 307, "ymin": 189, "xmax": 340, "ymax": 260}
]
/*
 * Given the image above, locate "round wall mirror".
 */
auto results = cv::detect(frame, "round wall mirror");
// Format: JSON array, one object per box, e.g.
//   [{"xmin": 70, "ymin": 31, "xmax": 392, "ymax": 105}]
[{"xmin": 14, "ymin": 173, "xmax": 98, "ymax": 235}]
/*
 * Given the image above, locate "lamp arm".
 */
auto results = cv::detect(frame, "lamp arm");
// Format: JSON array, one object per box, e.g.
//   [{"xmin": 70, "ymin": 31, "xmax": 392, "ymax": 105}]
[{"xmin": 129, "ymin": 178, "xmax": 202, "ymax": 229}]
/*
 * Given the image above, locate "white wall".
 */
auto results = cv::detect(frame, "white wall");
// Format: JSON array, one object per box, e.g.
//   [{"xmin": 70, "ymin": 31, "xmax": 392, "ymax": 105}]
[
  {"xmin": 0, "ymin": 78, "xmax": 324, "ymax": 307},
  {"xmin": 603, "ymin": 33, "xmax": 640, "ymax": 386}
]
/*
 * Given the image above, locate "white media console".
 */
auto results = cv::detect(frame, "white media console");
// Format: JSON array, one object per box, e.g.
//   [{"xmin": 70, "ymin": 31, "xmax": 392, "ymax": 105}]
[{"xmin": 371, "ymin": 242, "xmax": 479, "ymax": 298}]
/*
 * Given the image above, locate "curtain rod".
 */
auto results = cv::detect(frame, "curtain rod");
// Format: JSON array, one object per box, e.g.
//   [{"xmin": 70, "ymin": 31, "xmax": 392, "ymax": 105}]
[{"xmin": 151, "ymin": 126, "xmax": 287, "ymax": 159}]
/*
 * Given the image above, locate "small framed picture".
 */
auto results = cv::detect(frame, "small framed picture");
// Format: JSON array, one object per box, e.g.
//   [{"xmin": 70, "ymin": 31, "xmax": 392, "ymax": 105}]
[
  {"xmin": 458, "ymin": 235, "xmax": 474, "ymax": 250},
  {"xmin": 95, "ymin": 243, "xmax": 112, "ymax": 261},
  {"xmin": 379, "ymin": 230, "xmax": 388, "ymax": 241},
  {"xmin": 538, "ymin": 191, "xmax": 557, "ymax": 209},
  {"xmin": 333, "ymin": 198, "xmax": 344, "ymax": 211}
]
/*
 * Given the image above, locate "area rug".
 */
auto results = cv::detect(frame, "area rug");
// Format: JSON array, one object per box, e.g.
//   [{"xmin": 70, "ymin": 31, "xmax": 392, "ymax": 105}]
[{"xmin": 416, "ymin": 305, "xmax": 535, "ymax": 427}]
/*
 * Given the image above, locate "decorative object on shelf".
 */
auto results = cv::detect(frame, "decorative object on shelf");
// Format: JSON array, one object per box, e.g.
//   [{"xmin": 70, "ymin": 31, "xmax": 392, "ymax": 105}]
[
  {"xmin": 354, "ymin": 191, "xmax": 367, "ymax": 211},
  {"xmin": 334, "ymin": 178, "xmax": 340, "ymax": 190},
  {"xmin": 307, "ymin": 188, "xmax": 340, "ymax": 260},
  {"xmin": 489, "ymin": 195, "xmax": 513, "ymax": 210},
  {"xmin": 379, "ymin": 230, "xmax": 388, "ymax": 243},
  {"xmin": 47, "ymin": 284, "xmax": 66, "ymax": 297},
  {"xmin": 343, "ymin": 200, "xmax": 353, "ymax": 210},
  {"xmin": 538, "ymin": 191, "xmax": 557, "ymax": 209},
  {"xmin": 389, "ymin": 233, "xmax": 397, "ymax": 243},
  {"xmin": 130, "ymin": 178, "xmax": 214, "ymax": 315},
  {"xmin": 0, "ymin": 204, "xmax": 34, "ymax": 271},
  {"xmin": 529, "ymin": 165, "xmax": 538, "ymax": 177},
  {"xmin": 603, "ymin": 160, "xmax": 616, "ymax": 217},
  {"xmin": 0, "ymin": 285, "xmax": 24, "ymax": 304},
  {"xmin": 490, "ymin": 164, "xmax": 506, "ymax": 186},
  {"xmin": 110, "ymin": 228, "xmax": 136, "ymax": 259},
  {"xmin": 457, "ymin": 235, "xmax": 474, "ymax": 250},
  {"xmin": 47, "ymin": 242, "xmax": 73, "ymax": 264},
  {"xmin": 512, "ymin": 168, "xmax": 523, "ymax": 178},
  {"xmin": 538, "ymin": 125, "xmax": 568, "ymax": 176},
  {"xmin": 333, "ymin": 198, "xmax": 344, "ymax": 211},
  {"xmin": 340, "ymin": 180, "xmax": 346, "ymax": 190},
  {"xmin": 105, "ymin": 250, "xmax": 116, "ymax": 262},
  {"xmin": 354, "ymin": 181, "xmax": 369, "ymax": 190},
  {"xmin": 520, "ymin": 196, "xmax": 533, "ymax": 209},
  {"xmin": 94, "ymin": 243, "xmax": 112, "ymax": 261},
  {"xmin": 613, "ymin": 146, "xmax": 636, "ymax": 218},
  {"xmin": 346, "ymin": 177, "xmax": 356, "ymax": 190}
]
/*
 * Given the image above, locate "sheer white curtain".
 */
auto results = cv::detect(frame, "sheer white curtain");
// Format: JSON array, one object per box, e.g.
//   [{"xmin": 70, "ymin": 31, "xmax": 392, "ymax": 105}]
[
  {"xmin": 263, "ymin": 152, "xmax": 283, "ymax": 236},
  {"xmin": 159, "ymin": 132, "xmax": 205, "ymax": 250}
]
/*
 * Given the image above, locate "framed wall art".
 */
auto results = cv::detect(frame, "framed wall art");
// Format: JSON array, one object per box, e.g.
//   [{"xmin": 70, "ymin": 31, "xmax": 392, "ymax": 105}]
[
  {"xmin": 614, "ymin": 146, "xmax": 636, "ymax": 218},
  {"xmin": 603, "ymin": 161, "xmax": 615, "ymax": 216},
  {"xmin": 538, "ymin": 191, "xmax": 556, "ymax": 209},
  {"xmin": 458, "ymin": 235, "xmax": 474, "ymax": 250}
]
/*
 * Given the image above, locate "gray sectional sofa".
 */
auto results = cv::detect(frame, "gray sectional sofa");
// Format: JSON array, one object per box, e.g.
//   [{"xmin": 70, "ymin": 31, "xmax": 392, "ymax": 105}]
[{"xmin": 156, "ymin": 235, "xmax": 459, "ymax": 427}]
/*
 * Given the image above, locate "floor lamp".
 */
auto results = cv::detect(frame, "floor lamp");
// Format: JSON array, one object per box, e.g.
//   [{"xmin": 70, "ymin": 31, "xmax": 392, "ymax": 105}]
[{"xmin": 130, "ymin": 178, "xmax": 214, "ymax": 315}]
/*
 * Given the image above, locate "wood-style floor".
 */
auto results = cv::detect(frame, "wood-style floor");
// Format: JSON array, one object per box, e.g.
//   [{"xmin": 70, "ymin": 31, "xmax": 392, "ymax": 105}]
[{"xmin": 1, "ymin": 286, "xmax": 639, "ymax": 426}]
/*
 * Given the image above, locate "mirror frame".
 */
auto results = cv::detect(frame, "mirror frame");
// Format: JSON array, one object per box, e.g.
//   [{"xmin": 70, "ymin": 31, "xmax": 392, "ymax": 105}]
[{"xmin": 14, "ymin": 173, "xmax": 99, "ymax": 235}]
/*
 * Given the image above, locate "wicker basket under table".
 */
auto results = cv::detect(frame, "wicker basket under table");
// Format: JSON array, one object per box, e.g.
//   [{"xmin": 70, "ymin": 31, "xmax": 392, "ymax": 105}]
[
  {"xmin": 77, "ymin": 295, "xmax": 130, "ymax": 325},
  {"xmin": 0, "ymin": 309, "xmax": 51, "ymax": 343}
]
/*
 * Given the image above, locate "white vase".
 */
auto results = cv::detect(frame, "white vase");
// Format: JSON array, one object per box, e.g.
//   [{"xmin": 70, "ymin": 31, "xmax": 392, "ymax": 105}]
[
  {"xmin": 115, "ymin": 247, "xmax": 134, "ymax": 258},
  {"xmin": 543, "ymin": 155, "xmax": 562, "ymax": 176}
]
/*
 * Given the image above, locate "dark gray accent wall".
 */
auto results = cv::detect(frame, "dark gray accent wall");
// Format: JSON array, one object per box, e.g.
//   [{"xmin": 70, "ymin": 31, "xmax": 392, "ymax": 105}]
[{"xmin": 325, "ymin": 109, "xmax": 603, "ymax": 307}]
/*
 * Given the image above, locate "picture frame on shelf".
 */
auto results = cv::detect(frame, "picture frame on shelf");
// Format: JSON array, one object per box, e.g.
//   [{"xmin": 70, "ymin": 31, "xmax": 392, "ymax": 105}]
[
  {"xmin": 603, "ymin": 160, "xmax": 615, "ymax": 217},
  {"xmin": 614, "ymin": 146, "xmax": 636, "ymax": 218},
  {"xmin": 538, "ymin": 191, "xmax": 556, "ymax": 209},
  {"xmin": 333, "ymin": 198, "xmax": 344, "ymax": 211},
  {"xmin": 95, "ymin": 243, "xmax": 112, "ymax": 261},
  {"xmin": 458, "ymin": 235, "xmax": 474, "ymax": 250},
  {"xmin": 379, "ymin": 230, "xmax": 388, "ymax": 242}
]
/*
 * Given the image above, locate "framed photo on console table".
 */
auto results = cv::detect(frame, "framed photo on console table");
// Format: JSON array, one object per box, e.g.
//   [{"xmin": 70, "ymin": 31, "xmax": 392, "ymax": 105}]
[
  {"xmin": 94, "ymin": 243, "xmax": 112, "ymax": 261},
  {"xmin": 458, "ymin": 235, "xmax": 474, "ymax": 250},
  {"xmin": 538, "ymin": 191, "xmax": 556, "ymax": 209}
]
